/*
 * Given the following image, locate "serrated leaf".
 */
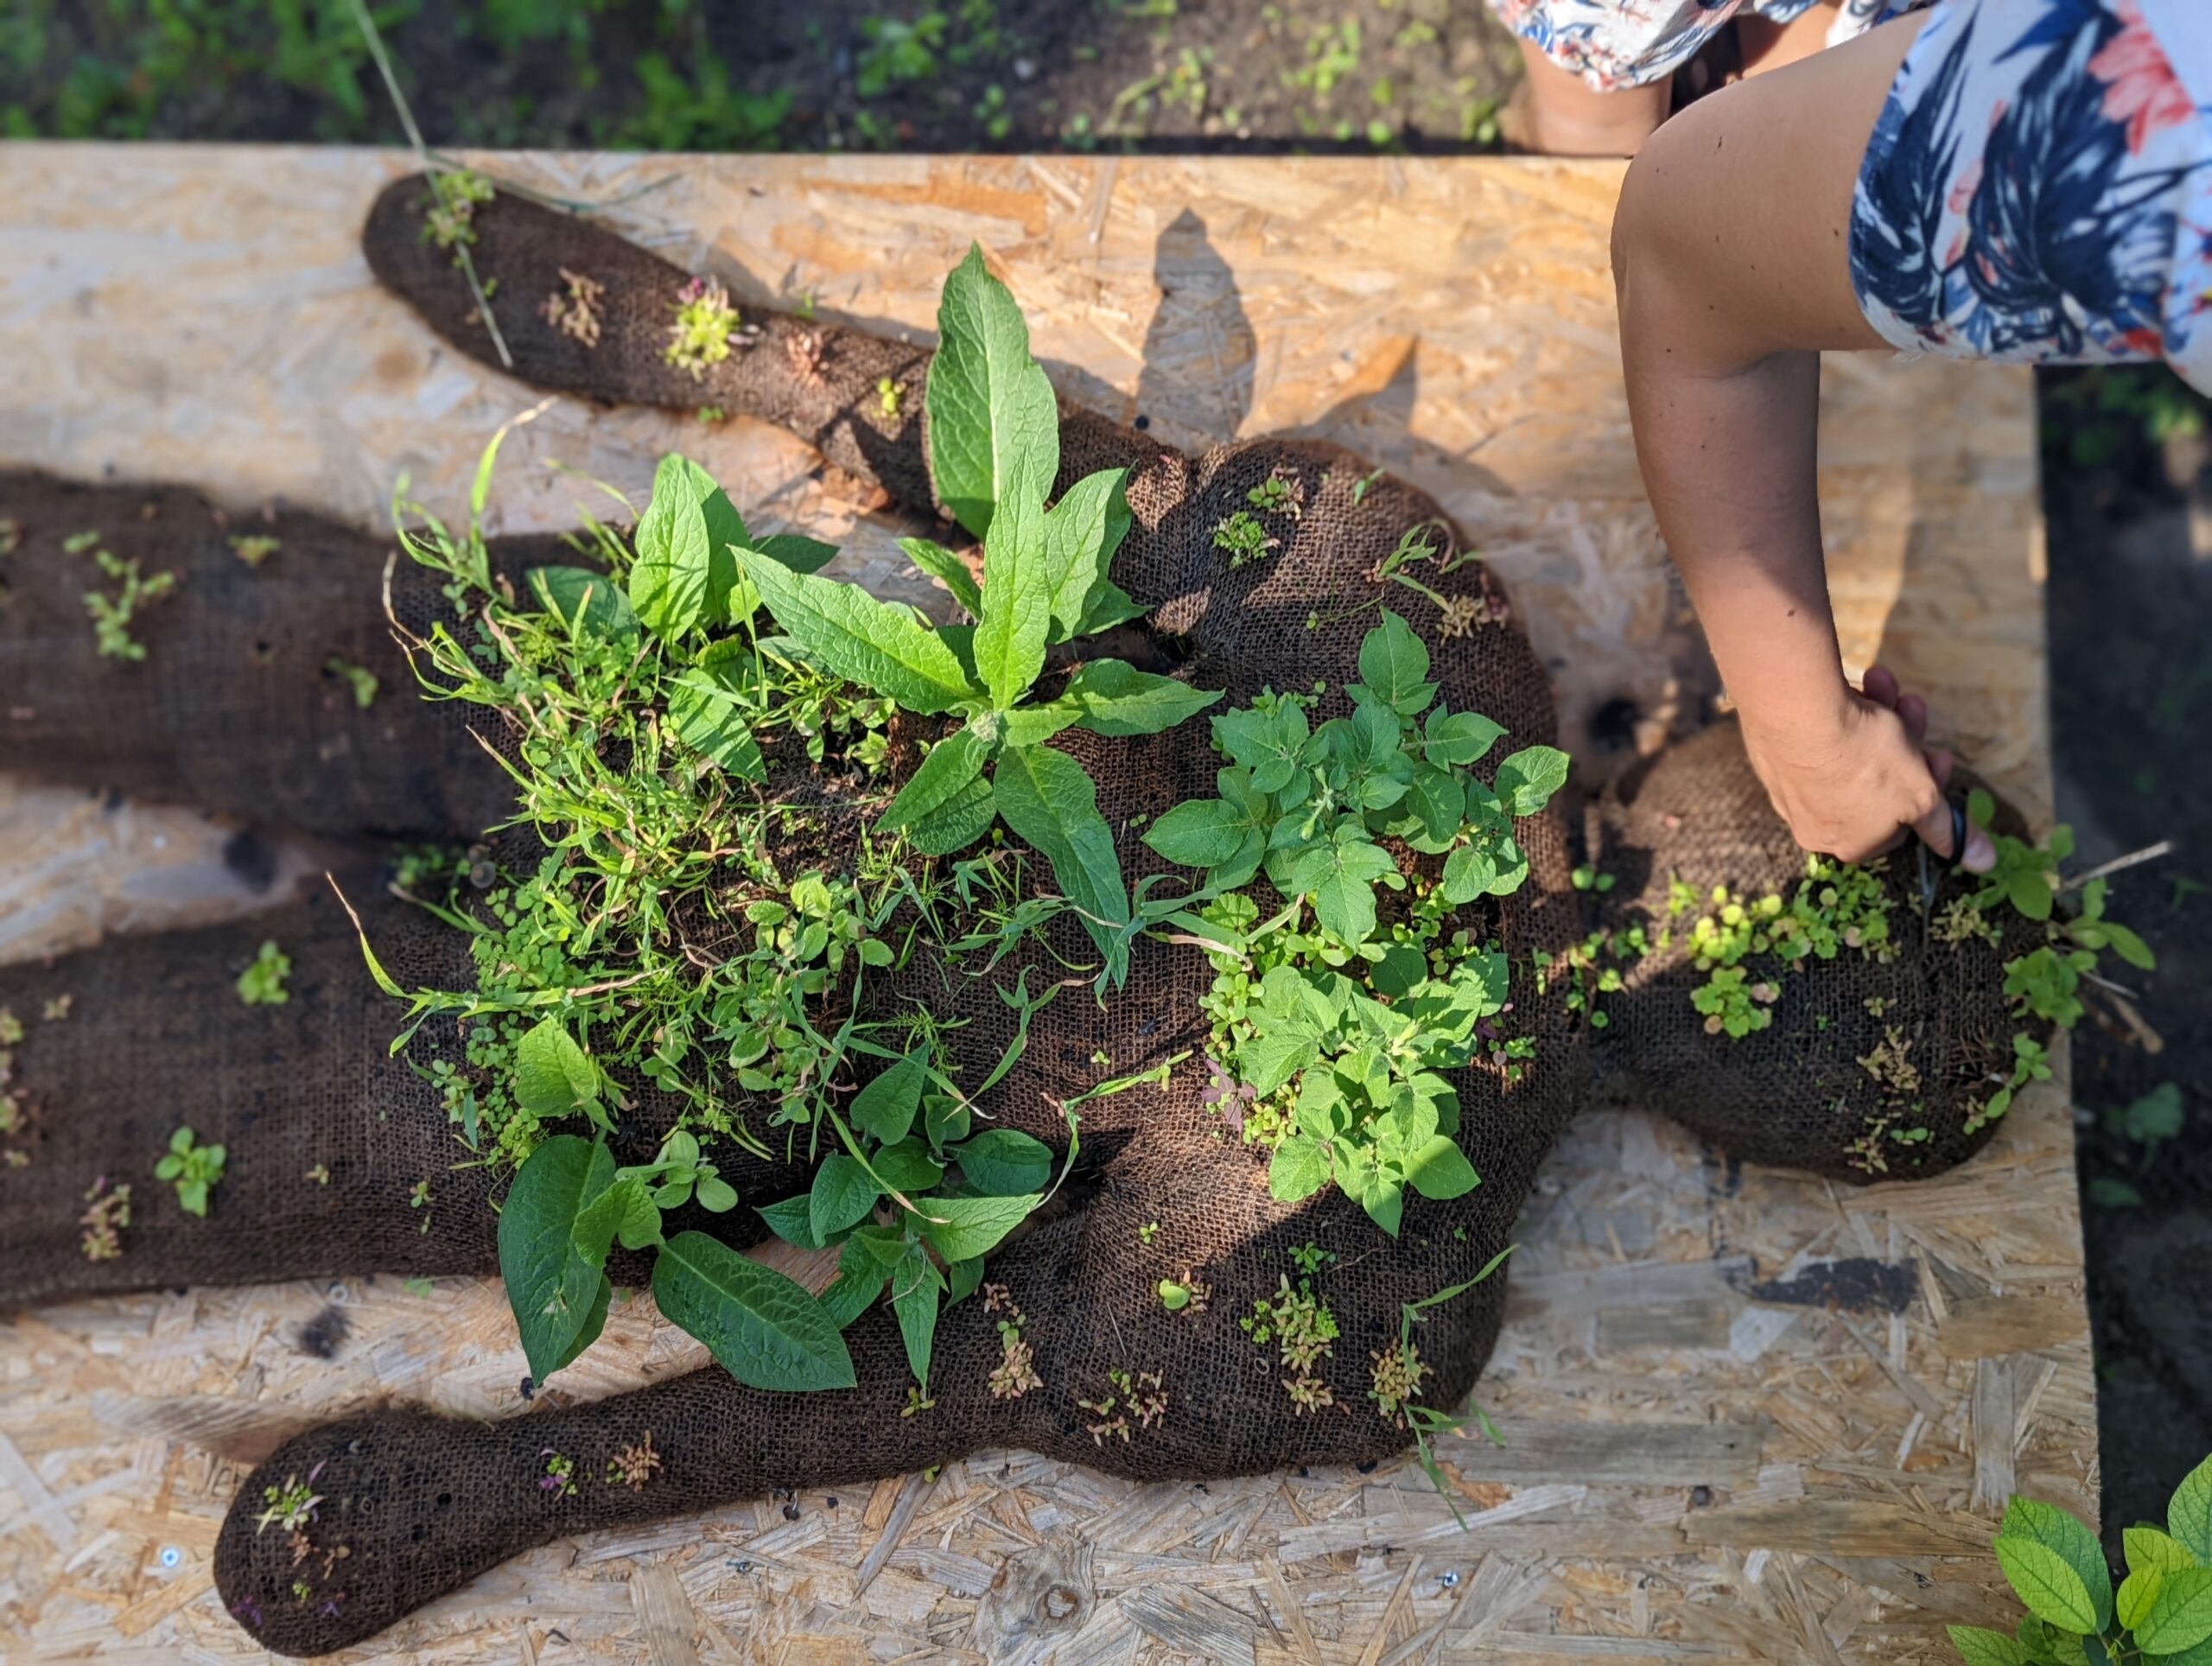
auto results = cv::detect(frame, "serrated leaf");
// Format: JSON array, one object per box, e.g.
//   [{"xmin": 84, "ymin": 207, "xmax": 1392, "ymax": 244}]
[
  {"xmin": 668, "ymin": 664, "xmax": 766, "ymax": 779},
  {"xmin": 900, "ymin": 537, "xmax": 982, "ymax": 616},
  {"xmin": 2004, "ymin": 1498, "xmax": 2113, "ymax": 1633},
  {"xmin": 2174, "ymin": 1455, "xmax": 2212, "ymax": 1561},
  {"xmin": 1289, "ymin": 828, "xmax": 1398, "ymax": 946},
  {"xmin": 498, "ymin": 1135, "xmax": 620, "ymax": 1379},
  {"xmin": 1039, "ymin": 467, "xmax": 1130, "ymax": 641},
  {"xmin": 810, "ymin": 1154, "xmax": 882, "ymax": 1242},
  {"xmin": 1062, "ymin": 658, "xmax": 1222, "ymax": 737},
  {"xmin": 850, "ymin": 1052, "xmax": 927, "ymax": 1146},
  {"xmin": 652, "ymin": 1230, "xmax": 855, "ymax": 1391},
  {"xmin": 737, "ymin": 547, "xmax": 976, "ymax": 714},
  {"xmin": 1995, "ymin": 1536, "xmax": 2099, "ymax": 1635},
  {"xmin": 1494, "ymin": 744, "xmax": 1571, "ymax": 817},
  {"xmin": 2127, "ymin": 1527, "xmax": 2197, "ymax": 1578},
  {"xmin": 1243, "ymin": 1028, "xmax": 1319, "ymax": 1097},
  {"xmin": 1269, "ymin": 1135, "xmax": 1331, "ymax": 1202},
  {"xmin": 2138, "ymin": 1567, "xmax": 2212, "ymax": 1654},
  {"xmin": 630, "ymin": 455, "xmax": 746, "ymax": 638},
  {"xmin": 974, "ymin": 455, "xmax": 1052, "ymax": 709},
  {"xmin": 914, "ymin": 1192, "xmax": 1039, "ymax": 1261},
  {"xmin": 528, "ymin": 565, "xmax": 639, "ymax": 638},
  {"xmin": 1945, "ymin": 1626, "xmax": 2034, "ymax": 1666},
  {"xmin": 992, "ymin": 745, "xmax": 1128, "ymax": 951},
  {"xmin": 954, "ymin": 1127, "xmax": 1055, "ymax": 1195},
  {"xmin": 880, "ymin": 726, "xmax": 994, "ymax": 839},
  {"xmin": 1354, "ymin": 611, "xmax": 1436, "ymax": 715},
  {"xmin": 926, "ymin": 244, "xmax": 1058, "ymax": 540}
]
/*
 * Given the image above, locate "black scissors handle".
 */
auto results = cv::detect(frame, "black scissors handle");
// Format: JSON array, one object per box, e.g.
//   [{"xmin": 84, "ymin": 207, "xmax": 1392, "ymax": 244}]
[{"xmin": 1945, "ymin": 798, "xmax": 1970, "ymax": 862}]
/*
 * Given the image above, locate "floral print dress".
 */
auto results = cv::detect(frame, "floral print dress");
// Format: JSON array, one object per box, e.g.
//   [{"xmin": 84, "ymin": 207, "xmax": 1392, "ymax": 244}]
[
  {"xmin": 1488, "ymin": 0, "xmax": 1926, "ymax": 93},
  {"xmin": 1850, "ymin": 0, "xmax": 2212, "ymax": 393}
]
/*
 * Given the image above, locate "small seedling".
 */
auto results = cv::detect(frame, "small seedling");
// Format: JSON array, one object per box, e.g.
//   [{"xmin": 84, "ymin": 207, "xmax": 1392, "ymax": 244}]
[
  {"xmin": 1212, "ymin": 510, "xmax": 1279, "ymax": 569},
  {"xmin": 1570, "ymin": 866, "xmax": 1615, "ymax": 893},
  {"xmin": 1138, "ymin": 1220, "xmax": 1159, "ymax": 1245},
  {"xmin": 696, "ymin": 405, "xmax": 728, "ymax": 424},
  {"xmin": 539, "ymin": 267, "xmax": 606, "ymax": 348},
  {"xmin": 323, "ymin": 656, "xmax": 379, "ymax": 709},
  {"xmin": 42, "ymin": 995, "xmax": 72, "ymax": 1021},
  {"xmin": 79, "ymin": 547, "xmax": 178, "ymax": 660},
  {"xmin": 238, "ymin": 940, "xmax": 293, "ymax": 1006},
  {"xmin": 877, "ymin": 376, "xmax": 901, "ymax": 416},
  {"xmin": 306, "ymin": 1163, "xmax": 331, "ymax": 1186},
  {"xmin": 2107, "ymin": 1081, "xmax": 2186, "ymax": 1163},
  {"xmin": 606, "ymin": 1430, "xmax": 663, "ymax": 1490},
  {"xmin": 421, "ymin": 169, "xmax": 495, "ymax": 254},
  {"xmin": 664, "ymin": 277, "xmax": 743, "ymax": 378},
  {"xmin": 408, "ymin": 1177, "xmax": 433, "ymax": 1233},
  {"xmin": 538, "ymin": 1450, "xmax": 577, "ymax": 1498},
  {"xmin": 155, "ymin": 1127, "xmax": 226, "ymax": 1217},
  {"xmin": 229, "ymin": 535, "xmax": 281, "ymax": 567},
  {"xmin": 255, "ymin": 1471, "xmax": 323, "ymax": 1535},
  {"xmin": 79, "ymin": 1176, "xmax": 130, "ymax": 1262}
]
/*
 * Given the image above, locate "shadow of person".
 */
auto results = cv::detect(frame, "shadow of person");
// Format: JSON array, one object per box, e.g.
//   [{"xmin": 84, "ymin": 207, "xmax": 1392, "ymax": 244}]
[{"xmin": 1134, "ymin": 207, "xmax": 1257, "ymax": 452}]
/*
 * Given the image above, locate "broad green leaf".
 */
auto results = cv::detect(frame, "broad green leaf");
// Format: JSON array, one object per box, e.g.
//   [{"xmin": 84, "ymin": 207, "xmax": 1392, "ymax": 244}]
[
  {"xmin": 1039, "ymin": 467, "xmax": 1129, "ymax": 642},
  {"xmin": 756, "ymin": 1192, "xmax": 823, "ymax": 1250},
  {"xmin": 900, "ymin": 537, "xmax": 982, "ymax": 616},
  {"xmin": 913, "ymin": 1192, "xmax": 1039, "ymax": 1261},
  {"xmin": 2119, "ymin": 1567, "xmax": 2164, "ymax": 1631},
  {"xmin": 924, "ymin": 1093, "xmax": 971, "ymax": 1148},
  {"xmin": 880, "ymin": 727, "xmax": 994, "ymax": 840},
  {"xmin": 890, "ymin": 1238, "xmax": 944, "ymax": 1387},
  {"xmin": 2007, "ymin": 868, "xmax": 2056, "ymax": 922},
  {"xmin": 1243, "ymin": 1029, "xmax": 1319, "ymax": 1097},
  {"xmin": 850, "ymin": 1052, "xmax": 927, "ymax": 1146},
  {"xmin": 818, "ymin": 1237, "xmax": 890, "ymax": 1329},
  {"xmin": 872, "ymin": 1138, "xmax": 945, "ymax": 1194},
  {"xmin": 1289, "ymin": 829, "xmax": 1398, "ymax": 945},
  {"xmin": 1143, "ymin": 798, "xmax": 1249, "ymax": 868},
  {"xmin": 974, "ymin": 455, "xmax": 1052, "ymax": 709},
  {"xmin": 992, "ymin": 745, "xmax": 1129, "ymax": 948},
  {"xmin": 1945, "ymin": 1627, "xmax": 2034, "ymax": 1666},
  {"xmin": 810, "ymin": 1154, "xmax": 882, "ymax": 1242},
  {"xmin": 1354, "ymin": 611, "xmax": 1438, "ymax": 716},
  {"xmin": 737, "ymin": 548, "xmax": 976, "ymax": 714},
  {"xmin": 1994, "ymin": 1536, "xmax": 2099, "ymax": 1634},
  {"xmin": 1400, "ymin": 1135, "xmax": 1478, "ymax": 1201},
  {"xmin": 2004, "ymin": 1498, "xmax": 2114, "ymax": 1633},
  {"xmin": 1423, "ymin": 708, "xmax": 1505, "ymax": 767},
  {"xmin": 693, "ymin": 1173, "xmax": 738, "ymax": 1214},
  {"xmin": 1494, "ymin": 744, "xmax": 1571, "ymax": 817},
  {"xmin": 1443, "ymin": 841, "xmax": 1522, "ymax": 904},
  {"xmin": 927, "ymin": 244, "xmax": 1058, "ymax": 539},
  {"xmin": 514, "ymin": 1018, "xmax": 601, "ymax": 1119},
  {"xmin": 908, "ymin": 772, "xmax": 998, "ymax": 855},
  {"xmin": 2101, "ymin": 921, "xmax": 2158, "ymax": 972},
  {"xmin": 668, "ymin": 665, "xmax": 766, "ymax": 779},
  {"xmin": 630, "ymin": 455, "xmax": 746, "ymax": 638},
  {"xmin": 528, "ymin": 565, "xmax": 639, "ymax": 638},
  {"xmin": 1214, "ymin": 703, "xmax": 1309, "ymax": 796},
  {"xmin": 2175, "ymin": 1455, "xmax": 2212, "ymax": 1561},
  {"xmin": 750, "ymin": 532, "xmax": 838, "ymax": 575},
  {"xmin": 955, "ymin": 1128, "xmax": 1055, "ymax": 1195},
  {"xmin": 498, "ymin": 1135, "xmax": 619, "ymax": 1379},
  {"xmin": 946, "ymin": 1255, "xmax": 986, "ymax": 1307},
  {"xmin": 1062, "ymin": 658, "xmax": 1222, "ymax": 737},
  {"xmin": 652, "ymin": 1230, "xmax": 855, "ymax": 1391},
  {"xmin": 1076, "ymin": 578, "xmax": 1148, "ymax": 636},
  {"xmin": 1003, "ymin": 700, "xmax": 1079, "ymax": 747},
  {"xmin": 1362, "ymin": 1180, "xmax": 1405, "ymax": 1237},
  {"xmin": 2126, "ymin": 1527, "xmax": 2197, "ymax": 1578},
  {"xmin": 2138, "ymin": 1568, "xmax": 2212, "ymax": 1654},
  {"xmin": 1390, "ymin": 765, "xmax": 1466, "ymax": 854},
  {"xmin": 1269, "ymin": 1135, "xmax": 1331, "ymax": 1202}
]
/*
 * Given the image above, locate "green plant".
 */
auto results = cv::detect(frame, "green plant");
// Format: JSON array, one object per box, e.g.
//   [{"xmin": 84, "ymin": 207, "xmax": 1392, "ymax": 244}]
[
  {"xmin": 1951, "ymin": 1454, "xmax": 2212, "ymax": 1663},
  {"xmin": 2107, "ymin": 1083, "xmax": 2187, "ymax": 1165},
  {"xmin": 231, "ymin": 534, "xmax": 281, "ymax": 567},
  {"xmin": 327, "ymin": 657, "xmax": 380, "ymax": 708},
  {"xmin": 747, "ymin": 245, "xmax": 1220, "ymax": 978},
  {"xmin": 154, "ymin": 1126, "xmax": 226, "ymax": 1218},
  {"xmin": 421, "ymin": 168, "xmax": 494, "ymax": 253},
  {"xmin": 1142, "ymin": 613, "xmax": 1561, "ymax": 1232},
  {"xmin": 1211, "ymin": 510, "xmax": 1278, "ymax": 568},
  {"xmin": 664, "ymin": 277, "xmax": 743, "ymax": 378},
  {"xmin": 79, "ymin": 544, "xmax": 177, "ymax": 660},
  {"xmin": 237, "ymin": 940, "xmax": 293, "ymax": 1007},
  {"xmin": 856, "ymin": 10, "xmax": 947, "ymax": 97},
  {"xmin": 1391, "ymin": 1249, "xmax": 1513, "ymax": 1523}
]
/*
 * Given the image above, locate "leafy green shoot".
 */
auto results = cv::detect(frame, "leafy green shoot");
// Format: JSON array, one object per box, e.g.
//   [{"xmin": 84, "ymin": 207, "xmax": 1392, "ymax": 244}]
[{"xmin": 155, "ymin": 1126, "xmax": 226, "ymax": 1218}]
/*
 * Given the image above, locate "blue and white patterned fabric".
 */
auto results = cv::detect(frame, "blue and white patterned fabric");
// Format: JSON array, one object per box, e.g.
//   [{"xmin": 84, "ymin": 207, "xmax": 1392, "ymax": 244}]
[
  {"xmin": 1851, "ymin": 0, "xmax": 2212, "ymax": 393},
  {"xmin": 1487, "ymin": 0, "xmax": 1929, "ymax": 92}
]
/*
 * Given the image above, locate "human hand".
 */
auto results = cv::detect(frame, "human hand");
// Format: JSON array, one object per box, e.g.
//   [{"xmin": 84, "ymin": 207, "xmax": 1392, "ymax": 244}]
[{"xmin": 1738, "ymin": 664, "xmax": 1996, "ymax": 871}]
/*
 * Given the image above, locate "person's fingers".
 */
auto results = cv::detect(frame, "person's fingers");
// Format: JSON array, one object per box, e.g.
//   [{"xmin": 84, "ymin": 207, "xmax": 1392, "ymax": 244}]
[
  {"xmin": 1961, "ymin": 823, "xmax": 1997, "ymax": 874},
  {"xmin": 1926, "ymin": 747, "xmax": 1954, "ymax": 791},
  {"xmin": 1897, "ymin": 691, "xmax": 1929, "ymax": 746},
  {"xmin": 1908, "ymin": 779, "xmax": 1957, "ymax": 858},
  {"xmin": 1860, "ymin": 664, "xmax": 1899, "ymax": 709}
]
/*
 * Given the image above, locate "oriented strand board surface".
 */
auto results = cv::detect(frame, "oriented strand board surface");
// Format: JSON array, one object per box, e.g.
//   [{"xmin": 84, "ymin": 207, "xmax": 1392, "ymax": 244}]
[{"xmin": 0, "ymin": 148, "xmax": 2078, "ymax": 1663}]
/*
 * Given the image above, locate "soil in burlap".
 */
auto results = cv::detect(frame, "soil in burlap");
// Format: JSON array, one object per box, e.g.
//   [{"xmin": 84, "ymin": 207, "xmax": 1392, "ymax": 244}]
[{"xmin": 0, "ymin": 179, "xmax": 2044, "ymax": 1652}]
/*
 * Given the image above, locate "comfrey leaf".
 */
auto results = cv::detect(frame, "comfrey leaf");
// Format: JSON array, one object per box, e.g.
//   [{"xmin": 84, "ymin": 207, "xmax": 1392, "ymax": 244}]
[
  {"xmin": 630, "ymin": 454, "xmax": 747, "ymax": 638},
  {"xmin": 736, "ymin": 547, "xmax": 976, "ymax": 715},
  {"xmin": 973, "ymin": 452, "xmax": 1053, "ymax": 711},
  {"xmin": 879, "ymin": 726, "xmax": 995, "ymax": 847},
  {"xmin": 652, "ymin": 1230, "xmax": 855, "ymax": 1392},
  {"xmin": 900, "ymin": 537, "xmax": 982, "ymax": 617},
  {"xmin": 1039, "ymin": 467, "xmax": 1130, "ymax": 642},
  {"xmin": 993, "ymin": 743, "xmax": 1129, "ymax": 956},
  {"xmin": 926, "ymin": 245, "xmax": 1059, "ymax": 540},
  {"xmin": 1061, "ymin": 658, "xmax": 1222, "ymax": 737}
]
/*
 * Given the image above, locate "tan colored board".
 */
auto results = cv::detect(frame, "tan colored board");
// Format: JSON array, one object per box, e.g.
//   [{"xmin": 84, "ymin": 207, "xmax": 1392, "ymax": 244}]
[{"xmin": 0, "ymin": 148, "xmax": 2076, "ymax": 1663}]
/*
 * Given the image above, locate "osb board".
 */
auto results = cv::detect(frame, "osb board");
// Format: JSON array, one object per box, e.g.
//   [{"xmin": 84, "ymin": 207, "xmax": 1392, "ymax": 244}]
[{"xmin": 0, "ymin": 148, "xmax": 2081, "ymax": 1663}]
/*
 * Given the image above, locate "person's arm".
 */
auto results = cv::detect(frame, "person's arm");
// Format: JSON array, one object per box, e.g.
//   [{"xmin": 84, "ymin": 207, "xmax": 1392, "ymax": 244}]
[{"xmin": 1609, "ymin": 12, "xmax": 1995, "ymax": 869}]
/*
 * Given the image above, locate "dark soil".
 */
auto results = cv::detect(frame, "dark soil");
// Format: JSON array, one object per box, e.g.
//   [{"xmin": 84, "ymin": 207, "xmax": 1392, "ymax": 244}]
[{"xmin": 1, "ymin": 0, "xmax": 1522, "ymax": 154}]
